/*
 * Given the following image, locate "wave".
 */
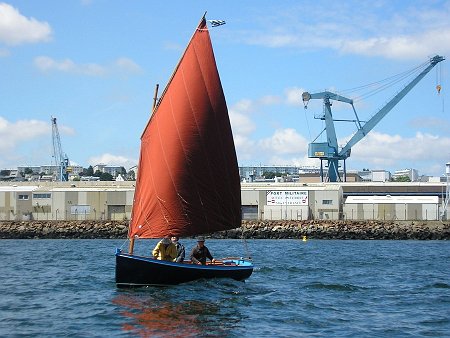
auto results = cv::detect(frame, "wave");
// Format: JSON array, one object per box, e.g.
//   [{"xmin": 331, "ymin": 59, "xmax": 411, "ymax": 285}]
[{"xmin": 306, "ymin": 282, "xmax": 364, "ymax": 292}]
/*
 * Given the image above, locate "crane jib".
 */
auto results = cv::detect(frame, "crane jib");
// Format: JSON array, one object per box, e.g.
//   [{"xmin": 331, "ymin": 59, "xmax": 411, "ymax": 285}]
[{"xmin": 302, "ymin": 55, "xmax": 445, "ymax": 182}]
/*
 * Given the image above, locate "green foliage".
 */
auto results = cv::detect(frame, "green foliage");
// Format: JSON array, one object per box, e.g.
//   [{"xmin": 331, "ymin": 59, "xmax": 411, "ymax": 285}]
[
  {"xmin": 392, "ymin": 175, "xmax": 411, "ymax": 182},
  {"xmin": 99, "ymin": 172, "xmax": 114, "ymax": 181},
  {"xmin": 24, "ymin": 167, "xmax": 34, "ymax": 175},
  {"xmin": 263, "ymin": 171, "xmax": 285, "ymax": 179},
  {"xmin": 0, "ymin": 170, "xmax": 10, "ymax": 176},
  {"xmin": 86, "ymin": 166, "xmax": 94, "ymax": 176},
  {"xmin": 127, "ymin": 170, "xmax": 136, "ymax": 181}
]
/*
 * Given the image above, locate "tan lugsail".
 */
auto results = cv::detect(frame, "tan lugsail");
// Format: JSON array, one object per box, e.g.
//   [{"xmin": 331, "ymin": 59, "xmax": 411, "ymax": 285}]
[{"xmin": 129, "ymin": 17, "xmax": 241, "ymax": 239}]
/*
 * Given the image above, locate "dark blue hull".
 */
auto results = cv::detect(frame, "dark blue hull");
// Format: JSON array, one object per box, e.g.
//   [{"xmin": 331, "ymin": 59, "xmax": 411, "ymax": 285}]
[{"xmin": 115, "ymin": 250, "xmax": 253, "ymax": 287}]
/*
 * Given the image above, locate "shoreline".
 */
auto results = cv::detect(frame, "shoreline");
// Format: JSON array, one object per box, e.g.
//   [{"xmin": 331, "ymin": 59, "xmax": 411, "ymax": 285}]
[{"xmin": 0, "ymin": 220, "xmax": 449, "ymax": 240}]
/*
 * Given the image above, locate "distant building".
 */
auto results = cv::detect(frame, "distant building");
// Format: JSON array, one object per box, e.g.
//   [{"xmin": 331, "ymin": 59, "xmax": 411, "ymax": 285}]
[
  {"xmin": 239, "ymin": 165, "xmax": 301, "ymax": 182},
  {"xmin": 371, "ymin": 170, "xmax": 392, "ymax": 182},
  {"xmin": 17, "ymin": 166, "xmax": 41, "ymax": 174},
  {"xmin": 93, "ymin": 164, "xmax": 124, "ymax": 177},
  {"xmin": 393, "ymin": 168, "xmax": 419, "ymax": 181}
]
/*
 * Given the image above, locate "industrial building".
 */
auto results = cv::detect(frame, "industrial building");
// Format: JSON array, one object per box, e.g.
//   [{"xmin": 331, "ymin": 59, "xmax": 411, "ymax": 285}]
[{"xmin": 0, "ymin": 181, "xmax": 448, "ymax": 222}]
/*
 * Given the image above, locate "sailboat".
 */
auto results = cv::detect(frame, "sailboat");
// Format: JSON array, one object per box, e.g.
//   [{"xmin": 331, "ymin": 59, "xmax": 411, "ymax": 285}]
[{"xmin": 115, "ymin": 15, "xmax": 254, "ymax": 287}]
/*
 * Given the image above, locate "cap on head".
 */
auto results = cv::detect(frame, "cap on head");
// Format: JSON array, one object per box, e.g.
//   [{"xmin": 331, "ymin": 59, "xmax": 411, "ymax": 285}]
[
  {"xmin": 197, "ymin": 236, "xmax": 205, "ymax": 242},
  {"xmin": 162, "ymin": 237, "xmax": 171, "ymax": 245}
]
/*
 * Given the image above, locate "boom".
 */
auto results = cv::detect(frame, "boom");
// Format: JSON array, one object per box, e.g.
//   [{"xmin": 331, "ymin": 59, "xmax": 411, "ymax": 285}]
[{"xmin": 302, "ymin": 55, "xmax": 445, "ymax": 182}]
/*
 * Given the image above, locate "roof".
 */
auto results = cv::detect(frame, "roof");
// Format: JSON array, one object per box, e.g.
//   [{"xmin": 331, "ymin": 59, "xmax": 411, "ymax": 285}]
[
  {"xmin": 0, "ymin": 186, "xmax": 39, "ymax": 192},
  {"xmin": 345, "ymin": 195, "xmax": 439, "ymax": 204}
]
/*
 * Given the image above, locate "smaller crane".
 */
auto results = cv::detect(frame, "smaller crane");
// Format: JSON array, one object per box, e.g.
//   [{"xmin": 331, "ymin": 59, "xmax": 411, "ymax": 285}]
[{"xmin": 51, "ymin": 116, "xmax": 70, "ymax": 181}]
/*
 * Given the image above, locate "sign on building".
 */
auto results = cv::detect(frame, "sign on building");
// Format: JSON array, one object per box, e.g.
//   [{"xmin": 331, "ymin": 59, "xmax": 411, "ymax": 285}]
[
  {"xmin": 71, "ymin": 205, "xmax": 91, "ymax": 215},
  {"xmin": 266, "ymin": 191, "xmax": 308, "ymax": 205}
]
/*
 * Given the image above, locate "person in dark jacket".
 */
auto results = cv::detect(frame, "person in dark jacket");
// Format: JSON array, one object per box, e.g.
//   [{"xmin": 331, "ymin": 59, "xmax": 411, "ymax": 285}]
[
  {"xmin": 171, "ymin": 236, "xmax": 185, "ymax": 263},
  {"xmin": 190, "ymin": 236, "xmax": 216, "ymax": 265}
]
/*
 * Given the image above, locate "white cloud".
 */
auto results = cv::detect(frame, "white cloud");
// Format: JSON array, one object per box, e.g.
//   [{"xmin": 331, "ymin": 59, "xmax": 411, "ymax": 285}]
[
  {"xmin": 231, "ymin": 99, "xmax": 255, "ymax": 114},
  {"xmin": 229, "ymin": 109, "xmax": 256, "ymax": 136},
  {"xmin": 238, "ymin": 3, "xmax": 450, "ymax": 60},
  {"xmin": 0, "ymin": 3, "xmax": 52, "ymax": 45},
  {"xmin": 115, "ymin": 57, "xmax": 143, "ymax": 74},
  {"xmin": 259, "ymin": 95, "xmax": 281, "ymax": 106},
  {"xmin": 351, "ymin": 131, "xmax": 450, "ymax": 171},
  {"xmin": 88, "ymin": 153, "xmax": 137, "ymax": 170},
  {"xmin": 0, "ymin": 117, "xmax": 53, "ymax": 168},
  {"xmin": 264, "ymin": 154, "xmax": 318, "ymax": 167},
  {"xmin": 409, "ymin": 117, "xmax": 450, "ymax": 133},
  {"xmin": 258, "ymin": 128, "xmax": 308, "ymax": 155},
  {"xmin": 340, "ymin": 28, "xmax": 450, "ymax": 60},
  {"xmin": 0, "ymin": 117, "xmax": 50, "ymax": 152},
  {"xmin": 285, "ymin": 87, "xmax": 304, "ymax": 106},
  {"xmin": 34, "ymin": 56, "xmax": 106, "ymax": 76},
  {"xmin": 34, "ymin": 56, "xmax": 143, "ymax": 76}
]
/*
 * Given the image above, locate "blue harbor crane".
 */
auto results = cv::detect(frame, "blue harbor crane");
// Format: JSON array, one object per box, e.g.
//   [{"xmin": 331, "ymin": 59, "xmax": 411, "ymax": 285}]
[
  {"xmin": 51, "ymin": 116, "xmax": 70, "ymax": 181},
  {"xmin": 302, "ymin": 55, "xmax": 445, "ymax": 182}
]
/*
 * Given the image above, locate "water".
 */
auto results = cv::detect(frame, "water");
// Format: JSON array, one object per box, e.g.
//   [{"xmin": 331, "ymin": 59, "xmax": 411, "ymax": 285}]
[{"xmin": 1, "ymin": 239, "xmax": 449, "ymax": 337}]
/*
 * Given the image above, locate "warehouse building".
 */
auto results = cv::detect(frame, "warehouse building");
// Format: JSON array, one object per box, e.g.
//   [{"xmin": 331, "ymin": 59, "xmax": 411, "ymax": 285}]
[{"xmin": 0, "ymin": 181, "xmax": 448, "ymax": 221}]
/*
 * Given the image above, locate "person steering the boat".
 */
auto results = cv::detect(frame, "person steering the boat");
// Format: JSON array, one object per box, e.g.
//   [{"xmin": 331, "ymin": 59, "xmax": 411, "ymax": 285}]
[
  {"xmin": 190, "ymin": 236, "xmax": 216, "ymax": 265},
  {"xmin": 171, "ymin": 236, "xmax": 185, "ymax": 262},
  {"xmin": 152, "ymin": 237, "xmax": 177, "ymax": 261}
]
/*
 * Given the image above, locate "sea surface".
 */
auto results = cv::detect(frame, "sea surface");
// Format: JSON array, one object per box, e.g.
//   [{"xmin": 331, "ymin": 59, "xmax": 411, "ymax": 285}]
[{"xmin": 0, "ymin": 239, "xmax": 449, "ymax": 337}]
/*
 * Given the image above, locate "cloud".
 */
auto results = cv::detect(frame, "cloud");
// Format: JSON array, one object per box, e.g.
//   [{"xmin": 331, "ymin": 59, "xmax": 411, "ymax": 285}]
[
  {"xmin": 340, "ymin": 28, "xmax": 450, "ymax": 60},
  {"xmin": 115, "ymin": 57, "xmax": 143, "ymax": 74},
  {"xmin": 34, "ymin": 56, "xmax": 107, "ymax": 76},
  {"xmin": 258, "ymin": 128, "xmax": 308, "ymax": 155},
  {"xmin": 351, "ymin": 131, "xmax": 450, "ymax": 170},
  {"xmin": 0, "ymin": 117, "xmax": 50, "ymax": 152},
  {"xmin": 0, "ymin": 117, "xmax": 53, "ymax": 168},
  {"xmin": 238, "ymin": 2, "xmax": 450, "ymax": 60},
  {"xmin": 229, "ymin": 109, "xmax": 256, "ymax": 136},
  {"xmin": 87, "ymin": 153, "xmax": 137, "ymax": 170},
  {"xmin": 285, "ymin": 87, "xmax": 304, "ymax": 106},
  {"xmin": 0, "ymin": 3, "xmax": 52, "ymax": 45},
  {"xmin": 408, "ymin": 117, "xmax": 450, "ymax": 133},
  {"xmin": 265, "ymin": 154, "xmax": 317, "ymax": 167},
  {"xmin": 33, "ymin": 56, "xmax": 143, "ymax": 76}
]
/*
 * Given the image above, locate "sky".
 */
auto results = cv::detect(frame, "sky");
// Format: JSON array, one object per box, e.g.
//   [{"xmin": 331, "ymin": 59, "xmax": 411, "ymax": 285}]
[{"xmin": 1, "ymin": 0, "xmax": 450, "ymax": 177}]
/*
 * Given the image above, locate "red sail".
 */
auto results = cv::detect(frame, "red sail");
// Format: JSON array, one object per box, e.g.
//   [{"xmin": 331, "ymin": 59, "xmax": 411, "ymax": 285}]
[{"xmin": 129, "ymin": 18, "xmax": 241, "ymax": 239}]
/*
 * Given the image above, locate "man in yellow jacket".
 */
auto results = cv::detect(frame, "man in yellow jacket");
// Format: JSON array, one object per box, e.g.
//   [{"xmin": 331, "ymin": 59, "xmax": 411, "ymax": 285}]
[{"xmin": 152, "ymin": 237, "xmax": 177, "ymax": 261}]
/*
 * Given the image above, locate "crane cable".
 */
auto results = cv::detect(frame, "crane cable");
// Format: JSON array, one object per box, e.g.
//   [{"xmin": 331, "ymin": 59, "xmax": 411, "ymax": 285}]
[
  {"xmin": 339, "ymin": 60, "xmax": 429, "ymax": 103},
  {"xmin": 436, "ymin": 61, "xmax": 445, "ymax": 114},
  {"xmin": 436, "ymin": 61, "xmax": 442, "ymax": 94}
]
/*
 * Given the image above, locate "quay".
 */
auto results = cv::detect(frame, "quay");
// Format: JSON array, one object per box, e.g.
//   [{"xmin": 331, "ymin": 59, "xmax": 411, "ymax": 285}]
[{"xmin": 0, "ymin": 220, "xmax": 448, "ymax": 240}]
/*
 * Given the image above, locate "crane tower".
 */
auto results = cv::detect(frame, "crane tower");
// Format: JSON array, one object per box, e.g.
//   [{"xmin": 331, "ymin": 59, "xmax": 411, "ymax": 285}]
[
  {"xmin": 51, "ymin": 116, "xmax": 70, "ymax": 181},
  {"xmin": 302, "ymin": 55, "xmax": 444, "ymax": 182}
]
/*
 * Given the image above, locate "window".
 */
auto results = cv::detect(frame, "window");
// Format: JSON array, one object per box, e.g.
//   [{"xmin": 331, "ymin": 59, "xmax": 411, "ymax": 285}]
[
  {"xmin": 33, "ymin": 193, "xmax": 51, "ymax": 199},
  {"xmin": 322, "ymin": 199, "xmax": 333, "ymax": 205},
  {"xmin": 18, "ymin": 194, "xmax": 29, "ymax": 200}
]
